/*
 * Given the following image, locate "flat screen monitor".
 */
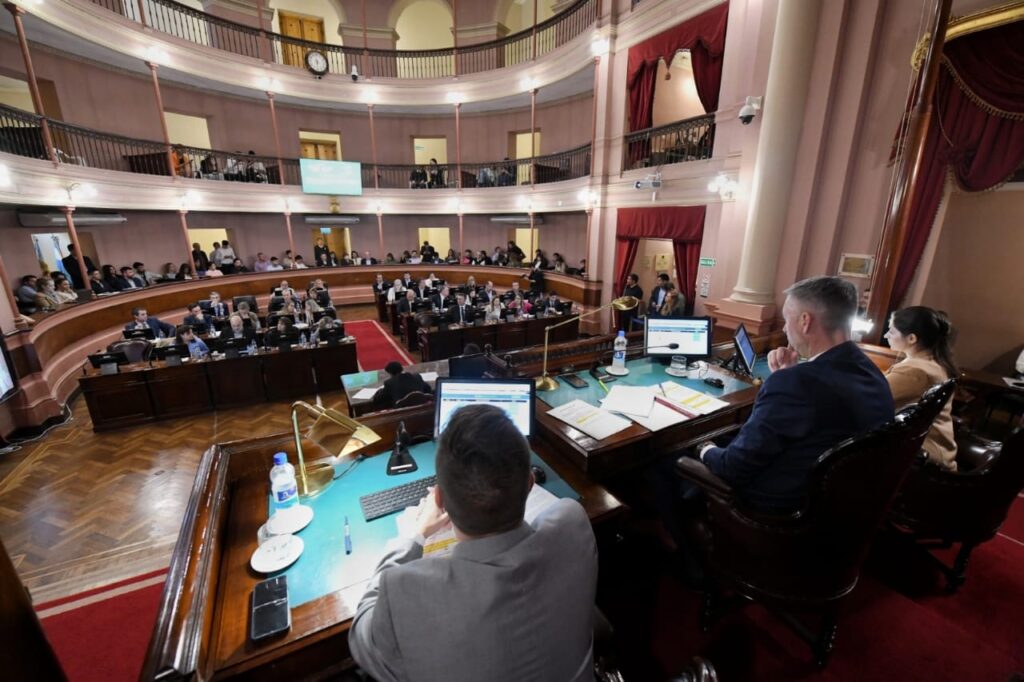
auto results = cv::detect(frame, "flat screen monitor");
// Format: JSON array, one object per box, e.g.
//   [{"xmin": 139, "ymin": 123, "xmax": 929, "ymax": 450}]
[
  {"xmin": 154, "ymin": 343, "xmax": 188, "ymax": 360},
  {"xmin": 299, "ymin": 158, "xmax": 363, "ymax": 196},
  {"xmin": 87, "ymin": 351, "xmax": 130, "ymax": 368},
  {"xmin": 448, "ymin": 353, "xmax": 490, "ymax": 379},
  {"xmin": 645, "ymin": 316, "xmax": 713, "ymax": 358},
  {"xmin": 123, "ymin": 327, "xmax": 155, "ymax": 340},
  {"xmin": 0, "ymin": 337, "xmax": 17, "ymax": 403},
  {"xmin": 734, "ymin": 323, "xmax": 757, "ymax": 376},
  {"xmin": 434, "ymin": 378, "xmax": 534, "ymax": 439},
  {"xmin": 318, "ymin": 327, "xmax": 346, "ymax": 345}
]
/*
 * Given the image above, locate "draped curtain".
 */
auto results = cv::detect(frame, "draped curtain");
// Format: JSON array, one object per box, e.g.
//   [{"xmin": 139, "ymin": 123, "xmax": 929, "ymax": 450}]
[
  {"xmin": 891, "ymin": 20, "xmax": 1024, "ymax": 309},
  {"xmin": 615, "ymin": 206, "xmax": 706, "ymax": 315},
  {"xmin": 626, "ymin": 2, "xmax": 730, "ymax": 132}
]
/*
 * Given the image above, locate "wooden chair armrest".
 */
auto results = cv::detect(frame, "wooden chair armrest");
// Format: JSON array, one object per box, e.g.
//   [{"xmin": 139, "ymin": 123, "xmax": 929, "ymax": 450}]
[{"xmin": 676, "ymin": 456, "xmax": 734, "ymax": 499}]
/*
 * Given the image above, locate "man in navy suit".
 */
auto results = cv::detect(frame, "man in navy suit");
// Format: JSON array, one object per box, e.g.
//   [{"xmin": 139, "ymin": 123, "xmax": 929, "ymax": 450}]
[
  {"xmin": 695, "ymin": 276, "xmax": 894, "ymax": 511},
  {"xmin": 124, "ymin": 306, "xmax": 175, "ymax": 338}
]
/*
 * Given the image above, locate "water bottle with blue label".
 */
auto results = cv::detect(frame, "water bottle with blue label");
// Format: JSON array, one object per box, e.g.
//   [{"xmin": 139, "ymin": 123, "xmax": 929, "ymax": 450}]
[
  {"xmin": 612, "ymin": 330, "xmax": 628, "ymax": 371},
  {"xmin": 269, "ymin": 452, "xmax": 298, "ymax": 512}
]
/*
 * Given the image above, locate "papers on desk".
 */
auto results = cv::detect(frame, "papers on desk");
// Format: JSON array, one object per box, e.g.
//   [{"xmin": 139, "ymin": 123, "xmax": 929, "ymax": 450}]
[
  {"xmin": 600, "ymin": 385, "xmax": 655, "ymax": 417},
  {"xmin": 352, "ymin": 387, "xmax": 378, "ymax": 401},
  {"xmin": 1003, "ymin": 377, "xmax": 1024, "ymax": 390},
  {"xmin": 626, "ymin": 400, "xmax": 691, "ymax": 432},
  {"xmin": 548, "ymin": 399, "xmax": 632, "ymax": 440},
  {"xmin": 656, "ymin": 381, "xmax": 729, "ymax": 417},
  {"xmin": 524, "ymin": 482, "xmax": 559, "ymax": 522},
  {"xmin": 421, "ymin": 371, "xmax": 439, "ymax": 383}
]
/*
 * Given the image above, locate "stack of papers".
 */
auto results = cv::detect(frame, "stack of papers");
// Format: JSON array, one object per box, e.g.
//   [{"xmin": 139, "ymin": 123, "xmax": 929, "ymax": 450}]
[
  {"xmin": 548, "ymin": 399, "xmax": 633, "ymax": 440},
  {"xmin": 600, "ymin": 385, "xmax": 656, "ymax": 417},
  {"xmin": 421, "ymin": 372, "xmax": 439, "ymax": 382},
  {"xmin": 352, "ymin": 387, "xmax": 378, "ymax": 400},
  {"xmin": 656, "ymin": 381, "xmax": 729, "ymax": 417}
]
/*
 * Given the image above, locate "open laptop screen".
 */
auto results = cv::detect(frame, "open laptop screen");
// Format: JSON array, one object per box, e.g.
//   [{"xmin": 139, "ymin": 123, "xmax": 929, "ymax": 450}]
[{"xmin": 434, "ymin": 378, "xmax": 534, "ymax": 438}]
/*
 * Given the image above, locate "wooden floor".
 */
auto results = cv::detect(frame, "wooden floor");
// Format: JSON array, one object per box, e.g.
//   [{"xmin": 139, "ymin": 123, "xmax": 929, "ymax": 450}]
[{"xmin": 0, "ymin": 304, "xmax": 379, "ymax": 604}]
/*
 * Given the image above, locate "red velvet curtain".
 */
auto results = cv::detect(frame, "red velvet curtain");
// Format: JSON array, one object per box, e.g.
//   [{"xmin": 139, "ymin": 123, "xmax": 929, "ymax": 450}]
[
  {"xmin": 615, "ymin": 206, "xmax": 706, "ymax": 312},
  {"xmin": 891, "ymin": 21, "xmax": 1024, "ymax": 309},
  {"xmin": 626, "ymin": 2, "xmax": 730, "ymax": 132}
]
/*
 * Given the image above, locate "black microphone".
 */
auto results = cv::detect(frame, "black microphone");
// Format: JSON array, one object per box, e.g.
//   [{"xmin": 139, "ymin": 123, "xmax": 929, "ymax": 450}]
[{"xmin": 386, "ymin": 420, "xmax": 418, "ymax": 476}]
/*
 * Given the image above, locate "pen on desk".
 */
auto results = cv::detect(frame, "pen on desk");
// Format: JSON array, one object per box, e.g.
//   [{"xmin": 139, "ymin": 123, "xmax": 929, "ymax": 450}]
[
  {"xmin": 344, "ymin": 516, "xmax": 352, "ymax": 554},
  {"xmin": 597, "ymin": 379, "xmax": 610, "ymax": 393}
]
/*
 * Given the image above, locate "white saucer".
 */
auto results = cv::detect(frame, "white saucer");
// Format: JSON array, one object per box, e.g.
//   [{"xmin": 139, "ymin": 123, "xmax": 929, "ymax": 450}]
[
  {"xmin": 665, "ymin": 367, "xmax": 688, "ymax": 378},
  {"xmin": 250, "ymin": 534, "xmax": 304, "ymax": 573},
  {"xmin": 604, "ymin": 365, "xmax": 630, "ymax": 376},
  {"xmin": 266, "ymin": 504, "xmax": 314, "ymax": 536}
]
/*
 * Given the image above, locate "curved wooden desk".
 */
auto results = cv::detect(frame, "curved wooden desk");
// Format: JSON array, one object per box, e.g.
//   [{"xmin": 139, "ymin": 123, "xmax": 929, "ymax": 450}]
[{"xmin": 2, "ymin": 266, "xmax": 601, "ymax": 434}]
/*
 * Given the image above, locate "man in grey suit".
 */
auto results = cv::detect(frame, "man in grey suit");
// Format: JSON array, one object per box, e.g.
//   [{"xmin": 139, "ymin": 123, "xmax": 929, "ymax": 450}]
[{"xmin": 349, "ymin": 404, "xmax": 598, "ymax": 682}]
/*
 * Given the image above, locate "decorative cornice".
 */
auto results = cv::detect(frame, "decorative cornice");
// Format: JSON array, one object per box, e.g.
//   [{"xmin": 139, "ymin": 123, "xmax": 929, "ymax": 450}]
[
  {"xmin": 455, "ymin": 22, "xmax": 510, "ymax": 40},
  {"xmin": 338, "ymin": 23, "xmax": 400, "ymax": 43},
  {"xmin": 200, "ymin": 0, "xmax": 274, "ymax": 23},
  {"xmin": 945, "ymin": 0, "xmax": 1024, "ymax": 42}
]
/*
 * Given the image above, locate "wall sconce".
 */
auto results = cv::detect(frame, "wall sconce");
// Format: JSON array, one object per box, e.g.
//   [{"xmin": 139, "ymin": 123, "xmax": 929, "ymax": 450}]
[
  {"xmin": 144, "ymin": 46, "xmax": 169, "ymax": 65},
  {"xmin": 362, "ymin": 87, "xmax": 378, "ymax": 105},
  {"xmin": 255, "ymin": 76, "xmax": 281, "ymax": 93},
  {"xmin": 590, "ymin": 37, "xmax": 610, "ymax": 58},
  {"xmin": 517, "ymin": 195, "xmax": 533, "ymax": 212},
  {"xmin": 374, "ymin": 200, "xmax": 385, "ymax": 215},
  {"xmin": 446, "ymin": 91, "xmax": 463, "ymax": 105},
  {"xmin": 707, "ymin": 174, "xmax": 738, "ymax": 200},
  {"xmin": 0, "ymin": 163, "xmax": 11, "ymax": 188},
  {"xmin": 577, "ymin": 189, "xmax": 595, "ymax": 207},
  {"xmin": 449, "ymin": 198, "xmax": 463, "ymax": 214},
  {"xmin": 66, "ymin": 182, "xmax": 97, "ymax": 205},
  {"xmin": 179, "ymin": 190, "xmax": 200, "ymax": 211},
  {"xmin": 520, "ymin": 76, "xmax": 537, "ymax": 92}
]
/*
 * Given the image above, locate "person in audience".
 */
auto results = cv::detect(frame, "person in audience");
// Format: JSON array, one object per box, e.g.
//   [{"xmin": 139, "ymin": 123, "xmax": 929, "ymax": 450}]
[
  {"xmin": 358, "ymin": 251, "xmax": 375, "ymax": 266},
  {"xmin": 371, "ymin": 360, "xmax": 432, "ymax": 409},
  {"xmin": 207, "ymin": 291, "xmax": 229, "ymax": 318},
  {"xmin": 884, "ymin": 306, "xmax": 959, "ymax": 471},
  {"xmin": 400, "ymin": 250, "xmax": 413, "ymax": 264},
  {"xmin": 478, "ymin": 281, "xmax": 498, "ymax": 304},
  {"xmin": 61, "ymin": 244, "xmax": 96, "ymax": 289},
  {"xmin": 657, "ymin": 287, "xmax": 686, "ymax": 319},
  {"xmin": 294, "ymin": 255, "xmax": 308, "ymax": 269},
  {"xmin": 329, "ymin": 251, "xmax": 340, "ymax": 266},
  {"xmin": 133, "ymin": 262, "xmax": 160, "ymax": 286},
  {"xmin": 265, "ymin": 316, "xmax": 294, "ymax": 347},
  {"xmin": 282, "ymin": 250, "xmax": 294, "ymax": 269},
  {"xmin": 209, "ymin": 242, "xmax": 223, "ymax": 268},
  {"xmin": 621, "ymin": 273, "xmax": 644, "ymax": 330},
  {"xmin": 497, "ymin": 160, "xmax": 515, "ymax": 186},
  {"xmin": 318, "ymin": 252, "xmax": 332, "ymax": 268},
  {"xmin": 506, "ymin": 241, "xmax": 525, "ymax": 265},
  {"xmin": 339, "ymin": 252, "xmax": 354, "ymax": 266},
  {"xmin": 176, "ymin": 263, "xmax": 194, "ymax": 281},
  {"xmin": 90, "ymin": 270, "xmax": 114, "ymax": 294},
  {"xmin": 177, "ymin": 325, "xmax": 210, "ymax": 358},
  {"xmin": 226, "ymin": 314, "xmax": 255, "ymax": 343},
  {"xmin": 484, "ymin": 297, "xmax": 503, "ymax": 323},
  {"xmin": 311, "ymin": 315, "xmax": 343, "ymax": 344},
  {"xmin": 407, "ymin": 250, "xmax": 422, "ymax": 265},
  {"xmin": 461, "ymin": 249, "xmax": 473, "ymax": 265},
  {"xmin": 253, "ymin": 252, "xmax": 271, "ymax": 272},
  {"xmin": 532, "ymin": 249, "xmax": 549, "ymax": 270},
  {"xmin": 267, "ymin": 256, "xmax": 284, "ymax": 271},
  {"xmin": 278, "ymin": 280, "xmax": 296, "ymax": 297},
  {"xmin": 304, "ymin": 287, "xmax": 325, "ymax": 320},
  {"xmin": 421, "ymin": 241, "xmax": 436, "ymax": 261},
  {"xmin": 465, "ymin": 276, "xmax": 478, "ymax": 296},
  {"xmin": 553, "ymin": 253, "xmax": 567, "ymax": 274},
  {"xmin": 491, "ymin": 246, "xmax": 506, "ymax": 265},
  {"xmin": 387, "ymin": 278, "xmax": 406, "ymax": 303},
  {"xmin": 100, "ymin": 265, "xmax": 120, "ymax": 290},
  {"xmin": 427, "ymin": 159, "xmax": 445, "ymax": 189},
  {"xmin": 183, "ymin": 303, "xmax": 213, "ymax": 334},
  {"xmin": 446, "ymin": 292, "xmax": 476, "ymax": 326},
  {"xmin": 206, "ymin": 262, "xmax": 224, "ymax": 278},
  {"xmin": 507, "ymin": 294, "xmax": 532, "ymax": 317},
  {"xmin": 692, "ymin": 277, "xmax": 894, "ymax": 512},
  {"xmin": 473, "ymin": 250, "xmax": 490, "ymax": 266},
  {"xmin": 232, "ymin": 258, "xmax": 249, "ymax": 273},
  {"xmin": 54, "ymin": 278, "xmax": 79, "ymax": 304},
  {"xmin": 476, "ymin": 165, "xmax": 496, "ymax": 187},
  {"xmin": 159, "ymin": 262, "xmax": 177, "ymax": 281},
  {"xmin": 526, "ymin": 267, "xmax": 545, "ymax": 295},
  {"xmin": 246, "ymin": 151, "xmax": 268, "ymax": 182},
  {"xmin": 349, "ymin": 404, "xmax": 597, "ymax": 682},
  {"xmin": 191, "ymin": 243, "xmax": 211, "ymax": 272},
  {"xmin": 431, "ymin": 285, "xmax": 451, "ymax": 312},
  {"xmin": 314, "ymin": 237, "xmax": 329, "ymax": 265},
  {"xmin": 16, "ymin": 275, "xmax": 38, "ymax": 310},
  {"xmin": 858, "ymin": 288, "xmax": 872, "ymax": 316},
  {"xmin": 125, "ymin": 306, "xmax": 175, "ymax": 338},
  {"xmin": 33, "ymin": 277, "xmax": 60, "ymax": 311},
  {"xmin": 445, "ymin": 249, "xmax": 459, "ymax": 264},
  {"xmin": 502, "ymin": 280, "xmax": 523, "ymax": 301},
  {"xmin": 578, "ymin": 259, "xmax": 587, "ymax": 278},
  {"xmin": 409, "ymin": 166, "xmax": 428, "ymax": 189},
  {"xmin": 218, "ymin": 239, "xmax": 237, "ymax": 274},
  {"xmin": 115, "ymin": 266, "xmax": 145, "ymax": 290},
  {"xmin": 235, "ymin": 301, "xmax": 260, "ymax": 329},
  {"xmin": 648, "ymin": 272, "xmax": 670, "ymax": 313},
  {"xmin": 385, "ymin": 252, "xmax": 398, "ymax": 265},
  {"xmin": 397, "ymin": 289, "xmax": 417, "ymax": 315}
]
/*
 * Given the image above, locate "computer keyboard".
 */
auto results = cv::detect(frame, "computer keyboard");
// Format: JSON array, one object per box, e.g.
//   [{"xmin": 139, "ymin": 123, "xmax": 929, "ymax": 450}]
[{"xmin": 359, "ymin": 475, "xmax": 437, "ymax": 522}]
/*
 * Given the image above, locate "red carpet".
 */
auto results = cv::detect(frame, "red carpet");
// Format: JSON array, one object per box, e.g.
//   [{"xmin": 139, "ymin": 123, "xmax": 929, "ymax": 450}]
[
  {"xmin": 37, "ymin": 570, "xmax": 167, "ymax": 682},
  {"xmin": 347, "ymin": 319, "xmax": 415, "ymax": 370}
]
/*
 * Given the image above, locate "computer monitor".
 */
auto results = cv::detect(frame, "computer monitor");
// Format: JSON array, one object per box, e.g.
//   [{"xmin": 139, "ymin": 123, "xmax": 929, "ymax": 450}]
[
  {"xmin": 154, "ymin": 343, "xmax": 189, "ymax": 360},
  {"xmin": 123, "ymin": 327, "xmax": 155, "ymax": 340},
  {"xmin": 734, "ymin": 323, "xmax": 757, "ymax": 376},
  {"xmin": 448, "ymin": 353, "xmax": 490, "ymax": 379},
  {"xmin": 645, "ymin": 316, "xmax": 713, "ymax": 359},
  {"xmin": 87, "ymin": 351, "xmax": 130, "ymax": 368},
  {"xmin": 434, "ymin": 378, "xmax": 534, "ymax": 439},
  {"xmin": 318, "ymin": 327, "xmax": 346, "ymax": 345}
]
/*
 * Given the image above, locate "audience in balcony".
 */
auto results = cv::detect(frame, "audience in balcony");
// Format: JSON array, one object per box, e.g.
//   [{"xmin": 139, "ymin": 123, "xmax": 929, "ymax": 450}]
[
  {"xmin": 498, "ymin": 158, "xmax": 516, "ymax": 186},
  {"xmin": 134, "ymin": 262, "xmax": 161, "ymax": 286},
  {"xmin": 553, "ymin": 253, "xmax": 567, "ymax": 273},
  {"xmin": 116, "ymin": 266, "xmax": 146, "ymax": 290},
  {"xmin": 427, "ymin": 159, "xmax": 445, "ymax": 188},
  {"xmin": 232, "ymin": 258, "xmax": 249, "ymax": 273},
  {"xmin": 294, "ymin": 255, "xmax": 308, "ymax": 269},
  {"xmin": 409, "ymin": 166, "xmax": 428, "ymax": 189},
  {"xmin": 384, "ymin": 253, "xmax": 398, "ymax": 264},
  {"xmin": 191, "ymin": 243, "xmax": 211, "ymax": 272},
  {"xmin": 33, "ymin": 277, "xmax": 60, "ymax": 311},
  {"xmin": 62, "ymin": 244, "xmax": 96, "ymax": 289},
  {"xmin": 314, "ymin": 238, "xmax": 329, "ymax": 265},
  {"xmin": 268, "ymin": 256, "xmax": 284, "ymax": 271},
  {"xmin": 282, "ymin": 250, "xmax": 295, "ymax": 268},
  {"xmin": 206, "ymin": 263, "xmax": 224, "ymax": 278},
  {"xmin": 246, "ymin": 151, "xmax": 268, "ymax": 183},
  {"xmin": 445, "ymin": 249, "xmax": 459, "ymax": 264},
  {"xmin": 476, "ymin": 166, "xmax": 496, "ymax": 187},
  {"xmin": 318, "ymin": 252, "xmax": 336, "ymax": 268},
  {"xmin": 507, "ymin": 241, "xmax": 525, "ymax": 265},
  {"xmin": 16, "ymin": 275, "xmax": 38, "ymax": 312},
  {"xmin": 532, "ymin": 249, "xmax": 549, "ymax": 270},
  {"xmin": 90, "ymin": 270, "xmax": 114, "ymax": 295},
  {"xmin": 54, "ymin": 279, "xmax": 79, "ymax": 304},
  {"xmin": 176, "ymin": 263, "xmax": 194, "ymax": 281}
]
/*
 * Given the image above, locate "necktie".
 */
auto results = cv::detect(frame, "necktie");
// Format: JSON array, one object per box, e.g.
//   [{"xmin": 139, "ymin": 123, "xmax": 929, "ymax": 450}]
[{"xmin": 460, "ymin": 307, "xmax": 464, "ymax": 324}]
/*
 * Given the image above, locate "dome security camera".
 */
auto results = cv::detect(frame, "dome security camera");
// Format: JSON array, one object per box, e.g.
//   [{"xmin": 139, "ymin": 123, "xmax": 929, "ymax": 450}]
[
  {"xmin": 350, "ymin": 65, "xmax": 360, "ymax": 82},
  {"xmin": 738, "ymin": 96, "xmax": 762, "ymax": 125}
]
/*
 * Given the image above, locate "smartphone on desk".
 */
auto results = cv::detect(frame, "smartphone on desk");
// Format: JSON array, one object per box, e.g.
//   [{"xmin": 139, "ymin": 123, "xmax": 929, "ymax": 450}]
[
  {"xmin": 588, "ymin": 365, "xmax": 617, "ymax": 383},
  {"xmin": 560, "ymin": 373, "xmax": 588, "ymax": 389},
  {"xmin": 251, "ymin": 576, "xmax": 291, "ymax": 641}
]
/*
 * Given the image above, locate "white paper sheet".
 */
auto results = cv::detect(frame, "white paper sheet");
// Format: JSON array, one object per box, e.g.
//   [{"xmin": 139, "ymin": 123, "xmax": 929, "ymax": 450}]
[
  {"xmin": 600, "ymin": 385, "xmax": 656, "ymax": 417},
  {"xmin": 656, "ymin": 381, "xmax": 729, "ymax": 417},
  {"xmin": 548, "ymin": 399, "xmax": 632, "ymax": 440},
  {"xmin": 626, "ymin": 400, "xmax": 691, "ymax": 432},
  {"xmin": 422, "ymin": 372, "xmax": 439, "ymax": 382},
  {"xmin": 353, "ymin": 387, "xmax": 378, "ymax": 400},
  {"xmin": 524, "ymin": 482, "xmax": 560, "ymax": 522}
]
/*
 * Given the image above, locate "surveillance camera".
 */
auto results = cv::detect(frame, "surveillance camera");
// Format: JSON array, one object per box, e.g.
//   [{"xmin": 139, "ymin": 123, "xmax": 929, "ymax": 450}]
[
  {"xmin": 738, "ymin": 96, "xmax": 762, "ymax": 125},
  {"xmin": 350, "ymin": 65, "xmax": 359, "ymax": 82}
]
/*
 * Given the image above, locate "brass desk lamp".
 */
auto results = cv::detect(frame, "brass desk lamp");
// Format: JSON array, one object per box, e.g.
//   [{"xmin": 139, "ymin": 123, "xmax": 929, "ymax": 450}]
[
  {"xmin": 534, "ymin": 296, "xmax": 639, "ymax": 392},
  {"xmin": 291, "ymin": 400, "xmax": 381, "ymax": 498}
]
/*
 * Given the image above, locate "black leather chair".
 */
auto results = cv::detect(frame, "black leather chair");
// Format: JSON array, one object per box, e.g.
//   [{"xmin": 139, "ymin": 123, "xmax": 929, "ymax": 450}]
[
  {"xmin": 394, "ymin": 391, "xmax": 433, "ymax": 409},
  {"xmin": 108, "ymin": 339, "xmax": 152, "ymax": 364},
  {"xmin": 674, "ymin": 381, "xmax": 954, "ymax": 667},
  {"xmin": 888, "ymin": 423, "xmax": 1024, "ymax": 591}
]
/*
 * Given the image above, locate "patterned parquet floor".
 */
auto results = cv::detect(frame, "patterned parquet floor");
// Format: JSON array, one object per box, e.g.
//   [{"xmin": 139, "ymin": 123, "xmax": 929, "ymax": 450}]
[{"xmin": 0, "ymin": 304, "xmax": 378, "ymax": 603}]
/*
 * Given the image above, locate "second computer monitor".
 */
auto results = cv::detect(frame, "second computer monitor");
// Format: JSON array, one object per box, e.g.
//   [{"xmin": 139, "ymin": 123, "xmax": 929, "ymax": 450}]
[
  {"xmin": 734, "ymin": 323, "xmax": 757, "ymax": 376},
  {"xmin": 434, "ymin": 378, "xmax": 534, "ymax": 439},
  {"xmin": 645, "ymin": 316, "xmax": 713, "ymax": 359}
]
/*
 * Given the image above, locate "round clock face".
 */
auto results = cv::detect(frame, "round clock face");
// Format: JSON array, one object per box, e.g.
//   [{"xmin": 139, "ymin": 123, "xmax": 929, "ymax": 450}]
[{"xmin": 305, "ymin": 50, "xmax": 328, "ymax": 75}]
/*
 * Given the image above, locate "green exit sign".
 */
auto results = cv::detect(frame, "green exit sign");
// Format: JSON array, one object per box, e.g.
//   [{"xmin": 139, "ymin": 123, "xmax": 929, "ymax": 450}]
[{"xmin": 699, "ymin": 257, "xmax": 716, "ymax": 267}]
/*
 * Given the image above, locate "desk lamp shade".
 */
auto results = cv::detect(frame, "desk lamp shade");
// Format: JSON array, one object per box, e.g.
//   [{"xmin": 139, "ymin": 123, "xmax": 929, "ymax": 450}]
[{"xmin": 291, "ymin": 401, "xmax": 381, "ymax": 498}]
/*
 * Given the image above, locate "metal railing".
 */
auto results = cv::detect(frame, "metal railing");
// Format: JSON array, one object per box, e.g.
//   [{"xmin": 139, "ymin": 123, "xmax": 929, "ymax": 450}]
[
  {"xmin": 0, "ymin": 103, "xmax": 591, "ymax": 190},
  {"xmin": 622, "ymin": 114, "xmax": 715, "ymax": 171},
  {"xmin": 85, "ymin": 0, "xmax": 596, "ymax": 79}
]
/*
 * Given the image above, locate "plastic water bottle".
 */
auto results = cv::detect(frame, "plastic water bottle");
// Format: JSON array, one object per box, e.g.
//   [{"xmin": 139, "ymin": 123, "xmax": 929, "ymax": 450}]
[
  {"xmin": 299, "ymin": 331, "xmax": 308, "ymax": 347},
  {"xmin": 247, "ymin": 339, "xmax": 257, "ymax": 356},
  {"xmin": 612, "ymin": 330, "xmax": 628, "ymax": 371},
  {"xmin": 270, "ymin": 452, "xmax": 298, "ymax": 513}
]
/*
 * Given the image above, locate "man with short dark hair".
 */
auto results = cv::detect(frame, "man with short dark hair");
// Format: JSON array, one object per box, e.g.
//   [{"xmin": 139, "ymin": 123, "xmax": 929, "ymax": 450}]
[
  {"xmin": 622, "ymin": 273, "xmax": 643, "ymax": 330},
  {"xmin": 349, "ymin": 404, "xmax": 598, "ymax": 682},
  {"xmin": 649, "ymin": 272, "xmax": 670, "ymax": 312},
  {"xmin": 134, "ymin": 262, "xmax": 160, "ymax": 286},
  {"xmin": 208, "ymin": 291, "xmax": 228, "ymax": 318},
  {"xmin": 371, "ymin": 360, "xmax": 431, "ymax": 408},
  {"xmin": 183, "ymin": 303, "xmax": 213, "ymax": 334},
  {"xmin": 125, "ymin": 307, "xmax": 174, "ymax": 338},
  {"xmin": 62, "ymin": 244, "xmax": 96, "ymax": 289},
  {"xmin": 116, "ymin": 266, "xmax": 145, "ymax": 290},
  {"xmin": 445, "ymin": 292, "xmax": 475, "ymax": 325}
]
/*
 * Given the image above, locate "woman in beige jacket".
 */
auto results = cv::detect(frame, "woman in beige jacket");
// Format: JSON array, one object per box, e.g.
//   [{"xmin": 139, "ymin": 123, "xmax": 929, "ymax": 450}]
[{"xmin": 884, "ymin": 306, "xmax": 959, "ymax": 470}]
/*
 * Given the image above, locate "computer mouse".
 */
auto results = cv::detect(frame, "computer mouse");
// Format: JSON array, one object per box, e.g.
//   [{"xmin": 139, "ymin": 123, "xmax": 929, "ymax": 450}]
[
  {"xmin": 703, "ymin": 377, "xmax": 725, "ymax": 389},
  {"xmin": 530, "ymin": 465, "xmax": 547, "ymax": 485}
]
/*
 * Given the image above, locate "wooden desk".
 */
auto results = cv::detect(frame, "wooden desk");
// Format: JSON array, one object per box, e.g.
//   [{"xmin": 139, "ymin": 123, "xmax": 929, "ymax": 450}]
[
  {"xmin": 140, "ymin": 405, "xmax": 625, "ymax": 681},
  {"xmin": 417, "ymin": 315, "xmax": 580, "ymax": 362},
  {"xmin": 341, "ymin": 358, "xmax": 449, "ymax": 417},
  {"xmin": 78, "ymin": 341, "xmax": 357, "ymax": 431}
]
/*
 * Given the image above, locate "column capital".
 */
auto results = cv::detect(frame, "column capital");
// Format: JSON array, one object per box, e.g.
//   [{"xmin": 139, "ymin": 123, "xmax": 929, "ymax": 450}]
[{"xmin": 3, "ymin": 3, "xmax": 25, "ymax": 18}]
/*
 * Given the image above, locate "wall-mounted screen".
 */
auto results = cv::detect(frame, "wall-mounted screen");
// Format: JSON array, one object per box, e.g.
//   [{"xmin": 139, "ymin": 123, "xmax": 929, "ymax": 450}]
[{"xmin": 299, "ymin": 159, "xmax": 363, "ymax": 196}]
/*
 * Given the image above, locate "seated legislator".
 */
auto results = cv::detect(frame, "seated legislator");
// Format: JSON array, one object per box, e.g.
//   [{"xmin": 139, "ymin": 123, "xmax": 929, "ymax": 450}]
[
  {"xmin": 445, "ymin": 293, "xmax": 476, "ymax": 326},
  {"xmin": 430, "ymin": 285, "xmax": 451, "ymax": 313},
  {"xmin": 235, "ymin": 301, "xmax": 261, "ymax": 330},
  {"xmin": 349, "ymin": 405, "xmax": 598, "ymax": 682},
  {"xmin": 372, "ymin": 361, "xmax": 432, "ymax": 409},
  {"xmin": 883, "ymin": 306, "xmax": 959, "ymax": 471},
  {"xmin": 396, "ymin": 289, "xmax": 418, "ymax": 316},
  {"xmin": 207, "ymin": 291, "xmax": 230, "ymax": 318},
  {"xmin": 695, "ymin": 276, "xmax": 894, "ymax": 511},
  {"xmin": 225, "ymin": 314, "xmax": 256, "ymax": 344},
  {"xmin": 265, "ymin": 317, "xmax": 294, "ymax": 348},
  {"xmin": 484, "ymin": 297, "xmax": 504, "ymax": 322},
  {"xmin": 177, "ymin": 325, "xmax": 210, "ymax": 359},
  {"xmin": 183, "ymin": 303, "xmax": 213, "ymax": 334},
  {"xmin": 125, "ymin": 306, "xmax": 175, "ymax": 338}
]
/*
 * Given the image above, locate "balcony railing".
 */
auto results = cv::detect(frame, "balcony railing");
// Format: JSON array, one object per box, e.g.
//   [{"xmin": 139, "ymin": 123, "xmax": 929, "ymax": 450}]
[
  {"xmin": 622, "ymin": 114, "xmax": 715, "ymax": 171},
  {"xmin": 86, "ymin": 0, "xmax": 596, "ymax": 79},
  {"xmin": 0, "ymin": 103, "xmax": 591, "ymax": 190}
]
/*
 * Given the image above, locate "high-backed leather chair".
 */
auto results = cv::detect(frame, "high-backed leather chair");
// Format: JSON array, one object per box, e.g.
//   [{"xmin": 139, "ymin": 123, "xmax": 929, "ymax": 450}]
[
  {"xmin": 675, "ymin": 381, "xmax": 953, "ymax": 667},
  {"xmin": 394, "ymin": 391, "xmax": 433, "ymax": 409},
  {"xmin": 888, "ymin": 423, "xmax": 1024, "ymax": 590},
  {"xmin": 108, "ymin": 338, "xmax": 152, "ymax": 364}
]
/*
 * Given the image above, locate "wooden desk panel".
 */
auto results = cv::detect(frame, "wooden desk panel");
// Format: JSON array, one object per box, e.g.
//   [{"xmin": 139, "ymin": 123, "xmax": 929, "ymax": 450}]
[
  {"xmin": 263, "ymin": 350, "xmax": 316, "ymax": 401},
  {"xmin": 309, "ymin": 343, "xmax": 359, "ymax": 393},
  {"xmin": 79, "ymin": 370, "xmax": 154, "ymax": 431},
  {"xmin": 207, "ymin": 355, "xmax": 266, "ymax": 409},
  {"xmin": 417, "ymin": 317, "xmax": 581, "ymax": 362},
  {"xmin": 147, "ymin": 363, "xmax": 212, "ymax": 420}
]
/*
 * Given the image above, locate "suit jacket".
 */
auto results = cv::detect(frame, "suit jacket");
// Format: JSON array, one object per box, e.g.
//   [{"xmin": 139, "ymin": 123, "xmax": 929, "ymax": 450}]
[
  {"xmin": 372, "ymin": 372, "xmax": 431, "ymax": 408},
  {"xmin": 116, "ymin": 275, "xmax": 145, "ymax": 290},
  {"xmin": 61, "ymin": 254, "xmax": 96, "ymax": 289},
  {"xmin": 703, "ymin": 341, "xmax": 894, "ymax": 510},
  {"xmin": 648, "ymin": 286, "xmax": 667, "ymax": 312},
  {"xmin": 182, "ymin": 314, "xmax": 213, "ymax": 334},
  {"xmin": 91, "ymin": 279, "xmax": 114, "ymax": 295},
  {"xmin": 397, "ymin": 298, "xmax": 416, "ymax": 315},
  {"xmin": 207, "ymin": 300, "xmax": 230, "ymax": 318},
  {"xmin": 225, "ymin": 327, "xmax": 256, "ymax": 344},
  {"xmin": 124, "ymin": 317, "xmax": 175, "ymax": 338},
  {"xmin": 445, "ymin": 304, "xmax": 475, "ymax": 325},
  {"xmin": 349, "ymin": 499, "xmax": 597, "ymax": 682}
]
